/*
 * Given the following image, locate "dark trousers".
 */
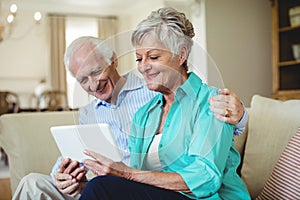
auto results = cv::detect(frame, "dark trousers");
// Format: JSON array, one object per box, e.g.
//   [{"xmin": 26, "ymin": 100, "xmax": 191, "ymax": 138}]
[{"xmin": 79, "ymin": 175, "xmax": 191, "ymax": 200}]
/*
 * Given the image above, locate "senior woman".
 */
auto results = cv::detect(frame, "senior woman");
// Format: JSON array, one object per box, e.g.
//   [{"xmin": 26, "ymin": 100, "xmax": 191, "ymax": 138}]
[{"xmin": 79, "ymin": 7, "xmax": 250, "ymax": 200}]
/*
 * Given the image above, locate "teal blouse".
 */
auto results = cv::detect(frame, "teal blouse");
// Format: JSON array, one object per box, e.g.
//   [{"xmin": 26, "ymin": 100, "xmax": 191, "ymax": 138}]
[{"xmin": 129, "ymin": 72, "xmax": 250, "ymax": 199}]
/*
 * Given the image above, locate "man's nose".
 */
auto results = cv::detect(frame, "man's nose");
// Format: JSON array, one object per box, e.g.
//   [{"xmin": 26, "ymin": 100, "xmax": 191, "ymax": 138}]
[{"xmin": 88, "ymin": 76, "xmax": 99, "ymax": 91}]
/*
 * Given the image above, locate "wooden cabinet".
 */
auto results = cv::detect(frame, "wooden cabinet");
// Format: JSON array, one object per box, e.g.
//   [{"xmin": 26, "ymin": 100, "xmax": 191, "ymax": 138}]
[{"xmin": 271, "ymin": 0, "xmax": 300, "ymax": 100}]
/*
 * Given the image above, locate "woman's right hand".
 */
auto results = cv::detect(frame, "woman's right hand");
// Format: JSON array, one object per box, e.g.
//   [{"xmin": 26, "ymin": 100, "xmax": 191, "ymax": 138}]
[{"xmin": 54, "ymin": 158, "xmax": 87, "ymax": 197}]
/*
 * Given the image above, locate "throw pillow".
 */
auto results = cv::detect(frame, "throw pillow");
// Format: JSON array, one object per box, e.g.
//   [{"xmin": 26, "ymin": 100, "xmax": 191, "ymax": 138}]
[
  {"xmin": 256, "ymin": 127, "xmax": 300, "ymax": 200},
  {"xmin": 240, "ymin": 95, "xmax": 300, "ymax": 198}
]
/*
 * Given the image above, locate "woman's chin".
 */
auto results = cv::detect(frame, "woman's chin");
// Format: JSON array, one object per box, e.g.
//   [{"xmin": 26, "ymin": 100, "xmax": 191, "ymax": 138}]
[{"xmin": 147, "ymin": 83, "xmax": 163, "ymax": 92}]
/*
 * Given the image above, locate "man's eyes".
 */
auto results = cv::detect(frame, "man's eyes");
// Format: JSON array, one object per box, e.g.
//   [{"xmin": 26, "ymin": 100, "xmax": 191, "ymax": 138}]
[
  {"xmin": 78, "ymin": 77, "xmax": 88, "ymax": 84},
  {"xmin": 91, "ymin": 68, "xmax": 102, "ymax": 76},
  {"xmin": 77, "ymin": 68, "xmax": 103, "ymax": 84}
]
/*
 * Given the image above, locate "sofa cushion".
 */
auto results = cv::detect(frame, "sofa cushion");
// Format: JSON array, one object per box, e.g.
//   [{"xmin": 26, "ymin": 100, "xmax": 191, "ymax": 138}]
[
  {"xmin": 0, "ymin": 111, "xmax": 79, "ymax": 193},
  {"xmin": 256, "ymin": 127, "xmax": 300, "ymax": 200},
  {"xmin": 240, "ymin": 95, "xmax": 300, "ymax": 198}
]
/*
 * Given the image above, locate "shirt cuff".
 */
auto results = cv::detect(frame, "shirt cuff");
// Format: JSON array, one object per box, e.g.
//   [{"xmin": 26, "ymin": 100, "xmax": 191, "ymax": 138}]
[
  {"xmin": 234, "ymin": 106, "xmax": 248, "ymax": 136},
  {"xmin": 50, "ymin": 156, "xmax": 62, "ymax": 183}
]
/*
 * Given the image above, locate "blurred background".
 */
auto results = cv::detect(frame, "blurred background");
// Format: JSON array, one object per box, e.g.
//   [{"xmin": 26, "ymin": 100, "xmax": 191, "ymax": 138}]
[{"xmin": 0, "ymin": 0, "xmax": 272, "ymax": 111}]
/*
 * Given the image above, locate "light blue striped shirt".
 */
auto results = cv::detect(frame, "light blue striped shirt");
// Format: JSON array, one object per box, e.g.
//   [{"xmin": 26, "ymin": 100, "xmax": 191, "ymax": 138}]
[{"xmin": 50, "ymin": 72, "xmax": 157, "ymax": 180}]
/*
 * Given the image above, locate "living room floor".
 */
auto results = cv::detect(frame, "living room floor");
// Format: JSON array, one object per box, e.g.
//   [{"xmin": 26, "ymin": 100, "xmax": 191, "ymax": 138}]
[{"xmin": 0, "ymin": 151, "xmax": 12, "ymax": 200}]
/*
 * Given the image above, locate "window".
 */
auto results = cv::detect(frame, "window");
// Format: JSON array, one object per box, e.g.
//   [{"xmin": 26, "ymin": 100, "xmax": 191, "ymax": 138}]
[{"xmin": 65, "ymin": 16, "xmax": 98, "ymax": 109}]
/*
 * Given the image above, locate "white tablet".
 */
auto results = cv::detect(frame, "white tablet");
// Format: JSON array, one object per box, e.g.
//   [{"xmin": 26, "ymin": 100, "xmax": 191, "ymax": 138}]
[{"xmin": 50, "ymin": 123, "xmax": 122, "ymax": 162}]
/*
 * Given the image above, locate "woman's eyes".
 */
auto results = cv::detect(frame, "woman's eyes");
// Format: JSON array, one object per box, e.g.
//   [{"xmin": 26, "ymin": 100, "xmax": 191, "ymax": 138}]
[
  {"xmin": 136, "ymin": 58, "xmax": 142, "ymax": 62},
  {"xmin": 136, "ymin": 56, "xmax": 159, "ymax": 62},
  {"xmin": 150, "ymin": 56, "xmax": 159, "ymax": 60}
]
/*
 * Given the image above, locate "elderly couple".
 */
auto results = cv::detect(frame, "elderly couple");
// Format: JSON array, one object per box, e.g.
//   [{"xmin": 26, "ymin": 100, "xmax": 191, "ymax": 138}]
[{"xmin": 13, "ymin": 7, "xmax": 250, "ymax": 200}]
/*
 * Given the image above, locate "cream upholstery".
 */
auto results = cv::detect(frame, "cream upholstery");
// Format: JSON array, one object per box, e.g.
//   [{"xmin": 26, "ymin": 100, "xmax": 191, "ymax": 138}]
[
  {"xmin": 0, "ymin": 95, "xmax": 299, "ymax": 198},
  {"xmin": 0, "ymin": 111, "xmax": 79, "ymax": 193}
]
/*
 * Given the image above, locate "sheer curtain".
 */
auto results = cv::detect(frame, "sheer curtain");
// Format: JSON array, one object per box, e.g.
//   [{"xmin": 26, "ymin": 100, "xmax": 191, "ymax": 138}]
[{"xmin": 98, "ymin": 17, "xmax": 117, "ymax": 40}]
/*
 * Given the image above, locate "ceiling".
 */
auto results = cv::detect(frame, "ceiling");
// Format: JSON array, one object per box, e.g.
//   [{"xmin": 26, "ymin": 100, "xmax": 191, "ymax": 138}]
[
  {"xmin": 1, "ymin": 0, "xmax": 196, "ymax": 18},
  {"xmin": 2, "ymin": 0, "xmax": 167, "ymax": 15}
]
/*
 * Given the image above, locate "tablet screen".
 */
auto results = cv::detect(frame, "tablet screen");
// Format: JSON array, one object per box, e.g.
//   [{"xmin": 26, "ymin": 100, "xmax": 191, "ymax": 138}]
[{"xmin": 51, "ymin": 123, "xmax": 122, "ymax": 162}]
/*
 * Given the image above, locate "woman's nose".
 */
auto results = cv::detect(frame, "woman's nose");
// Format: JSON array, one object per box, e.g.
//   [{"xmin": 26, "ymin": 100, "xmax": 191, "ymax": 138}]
[{"xmin": 138, "ymin": 60, "xmax": 151, "ymax": 74}]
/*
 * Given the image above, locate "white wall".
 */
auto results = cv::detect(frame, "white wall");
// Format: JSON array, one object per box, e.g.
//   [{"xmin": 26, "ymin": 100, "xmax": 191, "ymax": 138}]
[{"xmin": 205, "ymin": 0, "xmax": 272, "ymax": 106}]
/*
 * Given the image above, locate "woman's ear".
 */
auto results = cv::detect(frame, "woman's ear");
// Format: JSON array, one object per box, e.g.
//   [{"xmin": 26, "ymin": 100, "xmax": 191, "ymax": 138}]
[
  {"xmin": 179, "ymin": 46, "xmax": 188, "ymax": 66},
  {"xmin": 111, "ymin": 52, "xmax": 119, "ymax": 69}
]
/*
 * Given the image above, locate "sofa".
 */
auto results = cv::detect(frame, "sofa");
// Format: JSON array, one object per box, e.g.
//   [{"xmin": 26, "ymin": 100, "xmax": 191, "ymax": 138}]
[{"xmin": 0, "ymin": 95, "xmax": 299, "ymax": 199}]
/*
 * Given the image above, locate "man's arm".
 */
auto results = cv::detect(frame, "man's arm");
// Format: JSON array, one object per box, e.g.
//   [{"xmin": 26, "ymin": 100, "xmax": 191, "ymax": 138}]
[{"xmin": 209, "ymin": 88, "xmax": 248, "ymax": 136}]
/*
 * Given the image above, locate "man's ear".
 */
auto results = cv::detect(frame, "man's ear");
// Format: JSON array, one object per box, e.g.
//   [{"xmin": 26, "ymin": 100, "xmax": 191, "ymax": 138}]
[
  {"xmin": 179, "ymin": 46, "xmax": 188, "ymax": 66},
  {"xmin": 111, "ymin": 52, "xmax": 118, "ymax": 69}
]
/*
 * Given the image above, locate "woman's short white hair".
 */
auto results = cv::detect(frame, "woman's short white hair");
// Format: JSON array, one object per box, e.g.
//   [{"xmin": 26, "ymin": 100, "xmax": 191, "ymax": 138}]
[
  {"xmin": 64, "ymin": 36, "xmax": 114, "ymax": 74},
  {"xmin": 131, "ymin": 7, "xmax": 195, "ymax": 69}
]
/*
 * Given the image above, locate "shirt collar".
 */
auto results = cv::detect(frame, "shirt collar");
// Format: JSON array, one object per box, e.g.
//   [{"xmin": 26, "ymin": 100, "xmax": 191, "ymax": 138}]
[
  {"xmin": 175, "ymin": 72, "xmax": 203, "ymax": 100},
  {"xmin": 94, "ymin": 72, "xmax": 145, "ymax": 108},
  {"xmin": 147, "ymin": 72, "xmax": 204, "ymax": 110},
  {"xmin": 121, "ymin": 72, "xmax": 145, "ymax": 92}
]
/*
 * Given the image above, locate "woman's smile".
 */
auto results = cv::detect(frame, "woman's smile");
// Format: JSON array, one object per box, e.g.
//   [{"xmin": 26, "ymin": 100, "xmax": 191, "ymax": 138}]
[{"xmin": 145, "ymin": 72, "xmax": 160, "ymax": 81}]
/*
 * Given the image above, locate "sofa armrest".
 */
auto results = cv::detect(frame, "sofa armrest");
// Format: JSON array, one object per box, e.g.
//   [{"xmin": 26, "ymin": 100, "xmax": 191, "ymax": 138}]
[{"xmin": 0, "ymin": 111, "xmax": 79, "ymax": 194}]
